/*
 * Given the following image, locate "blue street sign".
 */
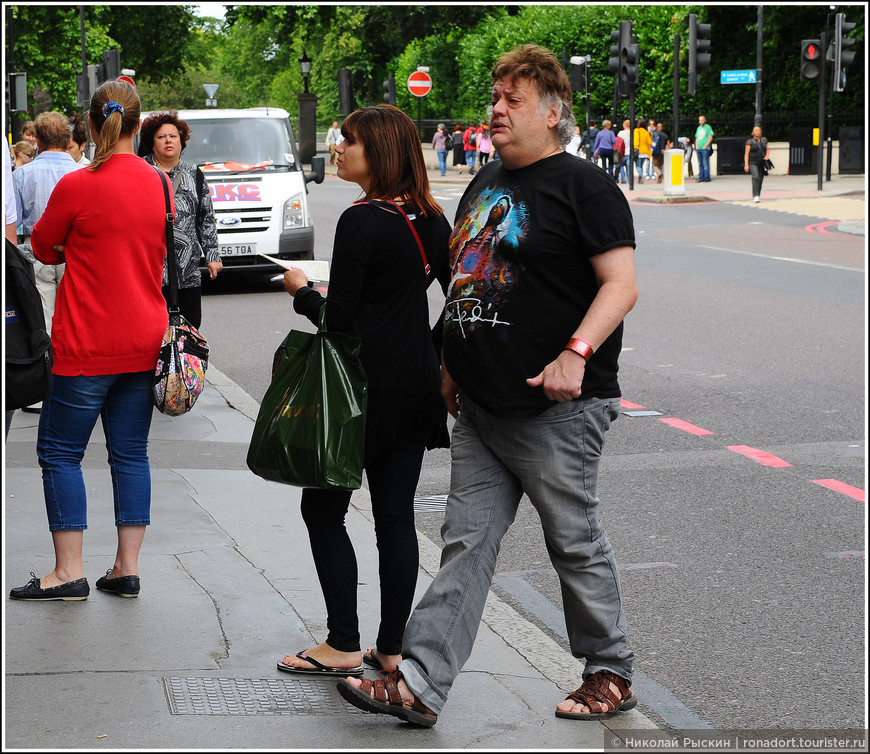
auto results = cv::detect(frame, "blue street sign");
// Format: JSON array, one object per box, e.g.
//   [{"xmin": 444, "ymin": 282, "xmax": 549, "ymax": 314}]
[{"xmin": 720, "ymin": 69, "xmax": 758, "ymax": 84}]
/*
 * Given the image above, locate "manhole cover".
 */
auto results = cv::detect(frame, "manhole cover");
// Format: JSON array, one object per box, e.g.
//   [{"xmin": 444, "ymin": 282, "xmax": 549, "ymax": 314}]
[{"xmin": 164, "ymin": 676, "xmax": 366, "ymax": 716}]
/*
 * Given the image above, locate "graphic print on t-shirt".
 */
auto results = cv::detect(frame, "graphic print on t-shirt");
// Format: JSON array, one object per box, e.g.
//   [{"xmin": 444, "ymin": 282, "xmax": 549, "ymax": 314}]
[{"xmin": 444, "ymin": 186, "xmax": 529, "ymax": 339}]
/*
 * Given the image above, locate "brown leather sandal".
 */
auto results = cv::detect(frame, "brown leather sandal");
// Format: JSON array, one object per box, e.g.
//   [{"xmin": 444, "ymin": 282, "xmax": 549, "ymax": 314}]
[
  {"xmin": 337, "ymin": 669, "xmax": 437, "ymax": 727},
  {"xmin": 555, "ymin": 670, "xmax": 637, "ymax": 720}
]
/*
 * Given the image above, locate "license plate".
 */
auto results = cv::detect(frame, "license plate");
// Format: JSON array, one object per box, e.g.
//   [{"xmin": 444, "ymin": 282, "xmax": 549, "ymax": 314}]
[{"xmin": 219, "ymin": 243, "xmax": 257, "ymax": 256}]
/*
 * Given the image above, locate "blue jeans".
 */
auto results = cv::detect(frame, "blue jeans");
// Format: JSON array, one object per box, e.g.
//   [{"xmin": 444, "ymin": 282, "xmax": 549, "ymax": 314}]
[
  {"xmin": 436, "ymin": 149, "xmax": 448, "ymax": 176},
  {"xmin": 37, "ymin": 372, "xmax": 155, "ymax": 530},
  {"xmin": 697, "ymin": 148, "xmax": 711, "ymax": 180},
  {"xmin": 465, "ymin": 149, "xmax": 477, "ymax": 173},
  {"xmin": 399, "ymin": 394, "xmax": 634, "ymax": 714},
  {"xmin": 635, "ymin": 155, "xmax": 649, "ymax": 181}
]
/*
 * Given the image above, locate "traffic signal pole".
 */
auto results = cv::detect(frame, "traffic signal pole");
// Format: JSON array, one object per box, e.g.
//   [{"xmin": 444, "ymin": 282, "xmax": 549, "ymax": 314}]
[
  {"xmin": 673, "ymin": 34, "xmax": 680, "ymax": 150},
  {"xmin": 817, "ymin": 31, "xmax": 826, "ymax": 192}
]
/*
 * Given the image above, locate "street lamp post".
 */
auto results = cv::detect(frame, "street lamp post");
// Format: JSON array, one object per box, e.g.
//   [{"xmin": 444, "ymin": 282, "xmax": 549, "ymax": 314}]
[
  {"xmin": 299, "ymin": 49, "xmax": 311, "ymax": 94},
  {"xmin": 297, "ymin": 49, "xmax": 317, "ymax": 164}
]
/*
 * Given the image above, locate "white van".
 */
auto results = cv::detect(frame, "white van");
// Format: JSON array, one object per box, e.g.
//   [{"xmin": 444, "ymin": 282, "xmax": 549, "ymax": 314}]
[{"xmin": 142, "ymin": 108, "xmax": 324, "ymax": 273}]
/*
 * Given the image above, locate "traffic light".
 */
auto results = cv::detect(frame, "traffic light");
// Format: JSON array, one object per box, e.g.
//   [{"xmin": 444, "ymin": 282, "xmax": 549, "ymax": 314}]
[
  {"xmin": 833, "ymin": 12, "xmax": 857, "ymax": 92},
  {"xmin": 339, "ymin": 69, "xmax": 355, "ymax": 114},
  {"xmin": 619, "ymin": 20, "xmax": 639, "ymax": 91},
  {"xmin": 382, "ymin": 73, "xmax": 396, "ymax": 106},
  {"xmin": 608, "ymin": 27, "xmax": 621, "ymax": 80},
  {"xmin": 102, "ymin": 50, "xmax": 121, "ymax": 80},
  {"xmin": 688, "ymin": 13, "xmax": 711, "ymax": 95},
  {"xmin": 569, "ymin": 57, "xmax": 587, "ymax": 92},
  {"xmin": 800, "ymin": 39, "xmax": 822, "ymax": 83}
]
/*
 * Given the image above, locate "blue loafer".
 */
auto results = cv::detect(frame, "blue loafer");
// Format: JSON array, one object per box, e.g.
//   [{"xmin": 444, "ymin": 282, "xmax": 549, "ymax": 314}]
[
  {"xmin": 95, "ymin": 570, "xmax": 140, "ymax": 598},
  {"xmin": 10, "ymin": 572, "xmax": 89, "ymax": 601}
]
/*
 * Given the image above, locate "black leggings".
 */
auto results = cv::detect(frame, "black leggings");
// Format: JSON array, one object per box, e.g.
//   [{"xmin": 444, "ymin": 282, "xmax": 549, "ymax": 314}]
[{"xmin": 300, "ymin": 445, "xmax": 424, "ymax": 655}]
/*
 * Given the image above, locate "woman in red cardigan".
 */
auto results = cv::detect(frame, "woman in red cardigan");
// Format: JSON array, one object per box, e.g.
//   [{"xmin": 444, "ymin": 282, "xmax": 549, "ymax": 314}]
[{"xmin": 10, "ymin": 80, "xmax": 171, "ymax": 602}]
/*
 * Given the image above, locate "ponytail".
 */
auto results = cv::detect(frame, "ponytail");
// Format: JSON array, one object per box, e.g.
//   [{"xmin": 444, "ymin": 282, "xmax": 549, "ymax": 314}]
[{"xmin": 88, "ymin": 79, "xmax": 141, "ymax": 171}]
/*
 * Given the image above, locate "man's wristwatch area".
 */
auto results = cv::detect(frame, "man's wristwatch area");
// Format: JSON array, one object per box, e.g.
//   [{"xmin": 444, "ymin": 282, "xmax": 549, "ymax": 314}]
[{"xmin": 564, "ymin": 338, "xmax": 594, "ymax": 360}]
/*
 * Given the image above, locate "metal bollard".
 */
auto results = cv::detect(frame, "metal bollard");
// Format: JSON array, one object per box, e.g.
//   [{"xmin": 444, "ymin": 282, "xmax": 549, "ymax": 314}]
[{"xmin": 663, "ymin": 148, "xmax": 687, "ymax": 197}]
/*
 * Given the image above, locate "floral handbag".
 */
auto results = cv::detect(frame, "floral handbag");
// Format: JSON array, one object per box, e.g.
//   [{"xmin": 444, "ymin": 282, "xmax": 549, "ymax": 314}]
[{"xmin": 152, "ymin": 167, "xmax": 209, "ymax": 416}]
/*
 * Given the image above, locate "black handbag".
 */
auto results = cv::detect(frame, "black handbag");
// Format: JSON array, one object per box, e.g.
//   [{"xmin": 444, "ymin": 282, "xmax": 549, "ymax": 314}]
[
  {"xmin": 151, "ymin": 167, "xmax": 210, "ymax": 416},
  {"xmin": 4, "ymin": 239, "xmax": 53, "ymax": 410}
]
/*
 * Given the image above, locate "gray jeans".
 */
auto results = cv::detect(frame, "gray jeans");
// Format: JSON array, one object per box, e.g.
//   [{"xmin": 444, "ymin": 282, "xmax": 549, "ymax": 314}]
[{"xmin": 399, "ymin": 394, "xmax": 634, "ymax": 714}]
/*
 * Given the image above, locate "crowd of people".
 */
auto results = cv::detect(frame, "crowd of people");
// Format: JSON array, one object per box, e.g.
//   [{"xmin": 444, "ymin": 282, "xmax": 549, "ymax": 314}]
[
  {"xmin": 566, "ymin": 114, "xmax": 718, "ymax": 186},
  {"xmin": 5, "ymin": 41, "xmax": 772, "ymax": 730}
]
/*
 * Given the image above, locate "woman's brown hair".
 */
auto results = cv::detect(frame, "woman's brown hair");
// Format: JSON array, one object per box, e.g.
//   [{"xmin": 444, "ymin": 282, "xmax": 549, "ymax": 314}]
[
  {"xmin": 88, "ymin": 79, "xmax": 141, "ymax": 171},
  {"xmin": 137, "ymin": 111, "xmax": 191, "ymax": 157},
  {"xmin": 341, "ymin": 105, "xmax": 442, "ymax": 218}
]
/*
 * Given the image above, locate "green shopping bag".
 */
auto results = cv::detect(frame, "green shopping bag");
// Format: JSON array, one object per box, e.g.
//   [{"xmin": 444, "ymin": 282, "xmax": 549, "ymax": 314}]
[{"xmin": 246, "ymin": 307, "xmax": 367, "ymax": 489}]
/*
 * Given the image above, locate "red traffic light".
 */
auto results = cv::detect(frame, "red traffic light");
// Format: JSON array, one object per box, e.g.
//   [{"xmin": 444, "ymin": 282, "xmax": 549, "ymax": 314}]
[{"xmin": 800, "ymin": 39, "xmax": 822, "ymax": 82}]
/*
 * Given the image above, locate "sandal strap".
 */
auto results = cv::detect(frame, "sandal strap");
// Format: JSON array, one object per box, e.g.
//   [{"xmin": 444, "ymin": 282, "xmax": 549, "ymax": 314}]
[
  {"xmin": 567, "ymin": 671, "xmax": 630, "ymax": 713},
  {"xmin": 361, "ymin": 670, "xmax": 404, "ymax": 706}
]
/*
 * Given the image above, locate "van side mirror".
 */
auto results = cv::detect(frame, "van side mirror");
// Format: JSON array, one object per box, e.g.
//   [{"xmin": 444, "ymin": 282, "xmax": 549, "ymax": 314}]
[{"xmin": 305, "ymin": 155, "xmax": 325, "ymax": 185}]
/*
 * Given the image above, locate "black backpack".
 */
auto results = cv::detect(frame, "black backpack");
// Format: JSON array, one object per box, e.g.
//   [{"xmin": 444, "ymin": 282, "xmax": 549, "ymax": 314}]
[
  {"xmin": 468, "ymin": 130, "xmax": 477, "ymax": 147},
  {"xmin": 5, "ymin": 239, "xmax": 53, "ymax": 410}
]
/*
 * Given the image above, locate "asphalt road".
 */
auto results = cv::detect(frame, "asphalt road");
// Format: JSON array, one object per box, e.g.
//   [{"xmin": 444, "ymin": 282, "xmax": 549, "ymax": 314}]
[{"xmin": 201, "ymin": 175, "xmax": 865, "ymax": 734}]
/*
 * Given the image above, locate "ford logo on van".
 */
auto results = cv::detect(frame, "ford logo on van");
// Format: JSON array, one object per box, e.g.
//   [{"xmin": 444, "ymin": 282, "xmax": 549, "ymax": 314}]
[{"xmin": 218, "ymin": 215, "xmax": 242, "ymax": 226}]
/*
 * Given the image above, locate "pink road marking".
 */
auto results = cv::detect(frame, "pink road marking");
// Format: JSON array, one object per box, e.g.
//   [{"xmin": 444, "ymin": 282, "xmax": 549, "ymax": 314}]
[
  {"xmin": 726, "ymin": 445, "xmax": 792, "ymax": 467},
  {"xmin": 621, "ymin": 399, "xmax": 646, "ymax": 409},
  {"xmin": 812, "ymin": 479, "xmax": 865, "ymax": 502},
  {"xmin": 805, "ymin": 220, "xmax": 841, "ymax": 236},
  {"xmin": 659, "ymin": 418, "xmax": 715, "ymax": 436}
]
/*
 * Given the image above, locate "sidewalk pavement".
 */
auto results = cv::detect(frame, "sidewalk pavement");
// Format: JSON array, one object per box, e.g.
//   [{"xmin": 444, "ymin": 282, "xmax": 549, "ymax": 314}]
[{"xmin": 4, "ymin": 369, "xmax": 662, "ymax": 750}]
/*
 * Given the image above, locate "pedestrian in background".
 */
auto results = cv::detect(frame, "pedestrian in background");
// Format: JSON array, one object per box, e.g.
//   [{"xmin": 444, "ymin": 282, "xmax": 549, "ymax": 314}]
[
  {"xmin": 744, "ymin": 124, "xmax": 770, "ymax": 203},
  {"xmin": 338, "ymin": 43, "xmax": 638, "ymax": 728},
  {"xmin": 9, "ymin": 79, "xmax": 170, "ymax": 602},
  {"xmin": 695, "ymin": 115, "xmax": 714, "ymax": 182},
  {"xmin": 616, "ymin": 119, "xmax": 631, "ymax": 183},
  {"xmin": 678, "ymin": 135, "xmax": 694, "ymax": 179},
  {"xmin": 651, "ymin": 122, "xmax": 671, "ymax": 184},
  {"xmin": 326, "ymin": 120, "xmax": 341, "ymax": 166},
  {"xmin": 476, "ymin": 121, "xmax": 492, "ymax": 166},
  {"xmin": 11, "ymin": 141, "xmax": 35, "ymax": 170},
  {"xmin": 566, "ymin": 124, "xmax": 582, "ymax": 157},
  {"xmin": 592, "ymin": 119, "xmax": 617, "ymax": 179},
  {"xmin": 633, "ymin": 118, "xmax": 652, "ymax": 184},
  {"xmin": 12, "ymin": 110, "xmax": 83, "ymax": 415},
  {"xmin": 432, "ymin": 122, "xmax": 450, "ymax": 176},
  {"xmin": 277, "ymin": 104, "xmax": 451, "ymax": 679},
  {"xmin": 67, "ymin": 112, "xmax": 91, "ymax": 166},
  {"xmin": 21, "ymin": 120, "xmax": 38, "ymax": 154},
  {"xmin": 452, "ymin": 124, "xmax": 466, "ymax": 174},
  {"xmin": 138, "ymin": 110, "xmax": 222, "ymax": 330},
  {"xmin": 463, "ymin": 122, "xmax": 479, "ymax": 175},
  {"xmin": 645, "ymin": 120, "xmax": 656, "ymax": 179}
]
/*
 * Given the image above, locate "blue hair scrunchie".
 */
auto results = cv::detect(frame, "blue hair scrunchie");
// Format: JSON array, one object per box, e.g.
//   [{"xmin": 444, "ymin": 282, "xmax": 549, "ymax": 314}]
[{"xmin": 102, "ymin": 100, "xmax": 125, "ymax": 118}]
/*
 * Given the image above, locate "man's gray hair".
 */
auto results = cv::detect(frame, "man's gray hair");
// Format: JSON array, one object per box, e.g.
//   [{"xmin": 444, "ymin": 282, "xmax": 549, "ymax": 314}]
[{"xmin": 540, "ymin": 92, "xmax": 576, "ymax": 148}]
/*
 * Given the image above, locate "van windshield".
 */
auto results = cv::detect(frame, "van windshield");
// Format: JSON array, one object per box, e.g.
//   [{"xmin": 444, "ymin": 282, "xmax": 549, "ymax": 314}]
[{"xmin": 183, "ymin": 117, "xmax": 299, "ymax": 174}]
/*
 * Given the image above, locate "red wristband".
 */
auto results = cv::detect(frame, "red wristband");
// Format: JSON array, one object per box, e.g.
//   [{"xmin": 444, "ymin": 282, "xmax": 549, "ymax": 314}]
[{"xmin": 565, "ymin": 338, "xmax": 594, "ymax": 360}]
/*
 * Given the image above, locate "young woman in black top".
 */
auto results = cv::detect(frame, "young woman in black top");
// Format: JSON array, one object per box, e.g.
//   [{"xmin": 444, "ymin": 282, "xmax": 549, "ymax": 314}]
[{"xmin": 277, "ymin": 105, "xmax": 451, "ymax": 677}]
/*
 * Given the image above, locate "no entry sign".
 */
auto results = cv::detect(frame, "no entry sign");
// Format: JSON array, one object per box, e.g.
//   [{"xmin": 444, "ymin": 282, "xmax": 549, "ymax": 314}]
[{"xmin": 407, "ymin": 71, "xmax": 432, "ymax": 97}]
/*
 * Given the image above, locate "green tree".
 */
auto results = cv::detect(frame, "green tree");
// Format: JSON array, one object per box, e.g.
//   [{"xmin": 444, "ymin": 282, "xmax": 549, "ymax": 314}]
[
  {"xmin": 6, "ymin": 4, "xmax": 208, "ymax": 122},
  {"xmin": 7, "ymin": 5, "xmax": 115, "ymax": 120}
]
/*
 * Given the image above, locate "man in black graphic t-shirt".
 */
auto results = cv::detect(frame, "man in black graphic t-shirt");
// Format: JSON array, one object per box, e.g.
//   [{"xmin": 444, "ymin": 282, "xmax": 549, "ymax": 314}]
[{"xmin": 340, "ymin": 44, "xmax": 639, "ymax": 727}]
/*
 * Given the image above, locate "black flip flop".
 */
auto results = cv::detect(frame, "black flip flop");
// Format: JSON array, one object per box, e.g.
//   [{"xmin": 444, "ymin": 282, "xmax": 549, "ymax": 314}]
[
  {"xmin": 362, "ymin": 648, "xmax": 385, "ymax": 671},
  {"xmin": 277, "ymin": 652, "xmax": 363, "ymax": 677}
]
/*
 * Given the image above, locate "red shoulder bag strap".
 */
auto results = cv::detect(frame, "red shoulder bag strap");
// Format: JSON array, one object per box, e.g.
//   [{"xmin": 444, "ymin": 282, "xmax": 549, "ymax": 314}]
[{"xmin": 355, "ymin": 199, "xmax": 430, "ymax": 280}]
